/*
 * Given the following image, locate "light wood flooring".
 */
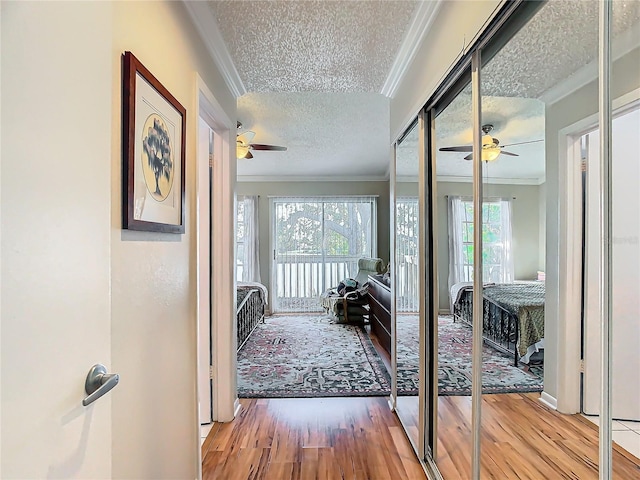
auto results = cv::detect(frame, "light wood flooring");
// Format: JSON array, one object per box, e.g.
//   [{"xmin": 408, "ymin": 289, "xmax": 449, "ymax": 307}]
[
  {"xmin": 202, "ymin": 394, "xmax": 640, "ymax": 479},
  {"xmin": 370, "ymin": 326, "xmax": 640, "ymax": 478},
  {"xmin": 437, "ymin": 393, "xmax": 640, "ymax": 479},
  {"xmin": 205, "ymin": 324, "xmax": 640, "ymax": 479},
  {"xmin": 201, "ymin": 397, "xmax": 427, "ymax": 480}
]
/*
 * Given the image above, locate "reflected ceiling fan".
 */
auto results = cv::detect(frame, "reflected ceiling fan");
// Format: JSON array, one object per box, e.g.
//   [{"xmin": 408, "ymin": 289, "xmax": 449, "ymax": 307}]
[
  {"xmin": 439, "ymin": 124, "xmax": 542, "ymax": 162},
  {"xmin": 236, "ymin": 121, "xmax": 287, "ymax": 159}
]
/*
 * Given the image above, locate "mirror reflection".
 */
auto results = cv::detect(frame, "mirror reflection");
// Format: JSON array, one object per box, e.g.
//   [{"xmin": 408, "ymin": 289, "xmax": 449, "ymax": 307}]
[
  {"xmin": 394, "ymin": 121, "xmax": 420, "ymax": 447},
  {"xmin": 429, "ymin": 0, "xmax": 640, "ymax": 477}
]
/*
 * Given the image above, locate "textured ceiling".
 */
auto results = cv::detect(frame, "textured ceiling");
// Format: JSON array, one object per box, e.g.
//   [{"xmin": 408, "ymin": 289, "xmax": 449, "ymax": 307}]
[
  {"xmin": 199, "ymin": 0, "xmax": 640, "ymax": 181},
  {"xmin": 236, "ymin": 92, "xmax": 390, "ymax": 178},
  {"xmin": 482, "ymin": 0, "xmax": 640, "ymax": 99},
  {"xmin": 208, "ymin": 0, "xmax": 417, "ymax": 93},
  {"xmin": 396, "ymin": 92, "xmax": 546, "ymax": 182},
  {"xmin": 397, "ymin": 0, "xmax": 639, "ymax": 183}
]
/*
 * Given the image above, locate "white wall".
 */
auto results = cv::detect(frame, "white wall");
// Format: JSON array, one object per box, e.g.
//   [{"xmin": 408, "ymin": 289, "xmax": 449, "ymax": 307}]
[
  {"xmin": 2, "ymin": 1, "xmax": 236, "ymax": 479},
  {"xmin": 538, "ymin": 181, "xmax": 546, "ymax": 271},
  {"xmin": 110, "ymin": 2, "xmax": 235, "ymax": 479},
  {"xmin": 1, "ymin": 2, "xmax": 113, "ymax": 478}
]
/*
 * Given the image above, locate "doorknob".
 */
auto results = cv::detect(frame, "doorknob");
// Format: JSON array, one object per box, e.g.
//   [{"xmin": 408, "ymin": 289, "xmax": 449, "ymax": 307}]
[{"xmin": 82, "ymin": 364, "xmax": 119, "ymax": 406}]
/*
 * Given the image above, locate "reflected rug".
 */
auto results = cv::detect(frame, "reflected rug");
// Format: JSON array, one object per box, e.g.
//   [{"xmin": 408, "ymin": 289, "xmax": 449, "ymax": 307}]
[
  {"xmin": 237, "ymin": 314, "xmax": 543, "ymax": 398},
  {"xmin": 397, "ymin": 315, "xmax": 543, "ymax": 396}
]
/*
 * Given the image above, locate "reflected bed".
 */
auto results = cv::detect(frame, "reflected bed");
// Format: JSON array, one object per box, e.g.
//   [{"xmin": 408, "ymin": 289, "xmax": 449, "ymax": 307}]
[{"xmin": 451, "ymin": 281, "xmax": 545, "ymax": 365}]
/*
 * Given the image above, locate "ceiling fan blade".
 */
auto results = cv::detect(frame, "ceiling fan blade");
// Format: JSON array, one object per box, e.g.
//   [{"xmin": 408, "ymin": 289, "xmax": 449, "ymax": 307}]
[
  {"xmin": 250, "ymin": 143, "xmax": 287, "ymax": 151},
  {"xmin": 464, "ymin": 153, "xmax": 473, "ymax": 161},
  {"xmin": 500, "ymin": 151, "xmax": 519, "ymax": 157},
  {"xmin": 501, "ymin": 139, "xmax": 543, "ymax": 148},
  {"xmin": 439, "ymin": 146, "xmax": 473, "ymax": 152},
  {"xmin": 244, "ymin": 151, "xmax": 253, "ymax": 159},
  {"xmin": 237, "ymin": 131, "xmax": 255, "ymax": 143}
]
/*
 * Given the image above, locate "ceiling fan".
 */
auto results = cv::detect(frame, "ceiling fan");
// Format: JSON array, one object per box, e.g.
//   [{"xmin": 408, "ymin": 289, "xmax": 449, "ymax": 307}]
[
  {"xmin": 236, "ymin": 121, "xmax": 287, "ymax": 159},
  {"xmin": 439, "ymin": 124, "xmax": 542, "ymax": 162}
]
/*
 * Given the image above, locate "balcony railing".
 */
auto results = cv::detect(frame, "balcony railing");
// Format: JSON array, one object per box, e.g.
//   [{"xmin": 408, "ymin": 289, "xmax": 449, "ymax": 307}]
[
  {"xmin": 274, "ymin": 254, "xmax": 359, "ymax": 312},
  {"xmin": 273, "ymin": 253, "xmax": 419, "ymax": 313}
]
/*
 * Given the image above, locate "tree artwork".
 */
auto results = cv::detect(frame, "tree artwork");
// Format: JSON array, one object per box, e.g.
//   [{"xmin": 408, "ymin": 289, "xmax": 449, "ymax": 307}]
[{"xmin": 142, "ymin": 114, "xmax": 174, "ymax": 201}]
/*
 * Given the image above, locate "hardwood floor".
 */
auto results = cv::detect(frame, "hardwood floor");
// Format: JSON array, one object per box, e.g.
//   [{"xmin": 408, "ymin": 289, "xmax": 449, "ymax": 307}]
[
  {"xmin": 207, "ymin": 326, "xmax": 640, "ymax": 479},
  {"xmin": 369, "ymin": 325, "xmax": 639, "ymax": 478},
  {"xmin": 202, "ymin": 397, "xmax": 427, "ymax": 480},
  {"xmin": 203, "ymin": 394, "xmax": 640, "ymax": 480},
  {"xmin": 437, "ymin": 393, "xmax": 640, "ymax": 480}
]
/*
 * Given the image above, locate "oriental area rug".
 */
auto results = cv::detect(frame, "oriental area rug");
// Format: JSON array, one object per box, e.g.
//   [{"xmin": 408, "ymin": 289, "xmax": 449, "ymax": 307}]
[
  {"xmin": 237, "ymin": 314, "xmax": 390, "ymax": 398},
  {"xmin": 237, "ymin": 314, "xmax": 543, "ymax": 398},
  {"xmin": 396, "ymin": 314, "xmax": 543, "ymax": 396}
]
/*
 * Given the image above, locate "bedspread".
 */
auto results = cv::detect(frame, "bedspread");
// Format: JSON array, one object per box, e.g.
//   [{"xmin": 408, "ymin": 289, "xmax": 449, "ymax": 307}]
[
  {"xmin": 482, "ymin": 282, "xmax": 545, "ymax": 357},
  {"xmin": 238, "ymin": 281, "xmax": 268, "ymax": 306}
]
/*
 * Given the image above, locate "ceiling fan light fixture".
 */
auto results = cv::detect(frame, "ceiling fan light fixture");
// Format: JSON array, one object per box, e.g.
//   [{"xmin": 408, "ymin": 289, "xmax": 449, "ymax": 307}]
[
  {"xmin": 481, "ymin": 146, "xmax": 501, "ymax": 162},
  {"xmin": 481, "ymin": 134, "xmax": 495, "ymax": 147},
  {"xmin": 236, "ymin": 141, "xmax": 250, "ymax": 159}
]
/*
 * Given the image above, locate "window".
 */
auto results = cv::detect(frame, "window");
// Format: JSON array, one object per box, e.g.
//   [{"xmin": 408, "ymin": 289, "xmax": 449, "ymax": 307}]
[
  {"xmin": 236, "ymin": 200, "xmax": 246, "ymax": 280},
  {"xmin": 448, "ymin": 196, "xmax": 513, "ymax": 287},
  {"xmin": 396, "ymin": 197, "xmax": 419, "ymax": 312},
  {"xmin": 272, "ymin": 196, "xmax": 377, "ymax": 312},
  {"xmin": 236, "ymin": 196, "xmax": 261, "ymax": 283}
]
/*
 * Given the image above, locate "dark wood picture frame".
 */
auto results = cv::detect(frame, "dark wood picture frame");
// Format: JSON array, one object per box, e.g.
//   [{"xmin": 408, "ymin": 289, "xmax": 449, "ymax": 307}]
[{"xmin": 122, "ymin": 51, "xmax": 186, "ymax": 233}]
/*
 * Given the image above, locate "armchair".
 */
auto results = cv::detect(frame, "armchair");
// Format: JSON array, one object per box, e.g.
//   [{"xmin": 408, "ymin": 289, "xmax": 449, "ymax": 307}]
[{"xmin": 320, "ymin": 257, "xmax": 385, "ymax": 324}]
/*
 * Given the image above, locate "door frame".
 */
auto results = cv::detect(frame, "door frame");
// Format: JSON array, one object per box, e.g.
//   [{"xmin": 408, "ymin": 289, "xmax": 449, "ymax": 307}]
[
  {"xmin": 197, "ymin": 116, "xmax": 214, "ymax": 425},
  {"xmin": 557, "ymin": 87, "xmax": 640, "ymax": 414},
  {"xmin": 194, "ymin": 73, "xmax": 237, "ymax": 433}
]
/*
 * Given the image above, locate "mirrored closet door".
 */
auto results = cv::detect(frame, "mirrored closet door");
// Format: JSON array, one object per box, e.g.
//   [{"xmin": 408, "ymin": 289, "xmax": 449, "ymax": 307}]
[{"xmin": 393, "ymin": 120, "xmax": 421, "ymax": 449}]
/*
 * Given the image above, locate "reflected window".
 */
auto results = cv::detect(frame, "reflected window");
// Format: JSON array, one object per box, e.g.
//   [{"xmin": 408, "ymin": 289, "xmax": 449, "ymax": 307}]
[
  {"xmin": 448, "ymin": 196, "xmax": 514, "ymax": 283},
  {"xmin": 396, "ymin": 197, "xmax": 419, "ymax": 312}
]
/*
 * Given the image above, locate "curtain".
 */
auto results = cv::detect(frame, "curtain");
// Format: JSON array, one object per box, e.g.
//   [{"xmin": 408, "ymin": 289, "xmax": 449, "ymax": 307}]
[
  {"xmin": 447, "ymin": 196, "xmax": 467, "ymax": 300},
  {"xmin": 498, "ymin": 198, "xmax": 515, "ymax": 284},
  {"xmin": 447, "ymin": 195, "xmax": 514, "ymax": 310},
  {"xmin": 241, "ymin": 196, "xmax": 261, "ymax": 283}
]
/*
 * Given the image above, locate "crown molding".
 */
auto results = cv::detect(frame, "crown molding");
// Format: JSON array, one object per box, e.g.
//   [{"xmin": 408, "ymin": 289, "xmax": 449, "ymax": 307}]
[
  {"xmin": 436, "ymin": 175, "xmax": 544, "ymax": 186},
  {"xmin": 395, "ymin": 176, "xmax": 419, "ymax": 183},
  {"xmin": 182, "ymin": 0, "xmax": 245, "ymax": 98},
  {"xmin": 237, "ymin": 175, "xmax": 390, "ymax": 183},
  {"xmin": 381, "ymin": 0, "xmax": 443, "ymax": 98}
]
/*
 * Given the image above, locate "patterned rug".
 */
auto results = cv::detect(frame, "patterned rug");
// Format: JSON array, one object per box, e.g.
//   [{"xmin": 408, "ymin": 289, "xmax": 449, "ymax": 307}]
[
  {"xmin": 237, "ymin": 315, "xmax": 390, "ymax": 398},
  {"xmin": 237, "ymin": 314, "xmax": 543, "ymax": 398},
  {"xmin": 398, "ymin": 314, "xmax": 543, "ymax": 396}
]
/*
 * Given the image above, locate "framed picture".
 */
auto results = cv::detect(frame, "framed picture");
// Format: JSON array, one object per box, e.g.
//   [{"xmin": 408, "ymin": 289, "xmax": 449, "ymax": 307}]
[{"xmin": 122, "ymin": 51, "xmax": 186, "ymax": 233}]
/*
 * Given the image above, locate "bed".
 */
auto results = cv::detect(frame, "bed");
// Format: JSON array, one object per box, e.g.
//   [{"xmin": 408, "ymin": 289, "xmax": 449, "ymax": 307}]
[
  {"xmin": 451, "ymin": 281, "xmax": 545, "ymax": 366},
  {"xmin": 237, "ymin": 282, "xmax": 267, "ymax": 351}
]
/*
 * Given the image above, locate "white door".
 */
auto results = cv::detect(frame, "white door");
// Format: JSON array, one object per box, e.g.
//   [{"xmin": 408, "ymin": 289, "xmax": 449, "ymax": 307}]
[
  {"xmin": 1, "ymin": 2, "xmax": 113, "ymax": 477},
  {"xmin": 198, "ymin": 118, "xmax": 213, "ymax": 424},
  {"xmin": 583, "ymin": 104, "xmax": 640, "ymax": 421}
]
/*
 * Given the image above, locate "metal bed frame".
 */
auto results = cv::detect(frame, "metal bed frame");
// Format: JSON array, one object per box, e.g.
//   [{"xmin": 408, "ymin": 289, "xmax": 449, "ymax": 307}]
[
  {"xmin": 453, "ymin": 289, "xmax": 520, "ymax": 366},
  {"xmin": 237, "ymin": 288, "xmax": 265, "ymax": 351}
]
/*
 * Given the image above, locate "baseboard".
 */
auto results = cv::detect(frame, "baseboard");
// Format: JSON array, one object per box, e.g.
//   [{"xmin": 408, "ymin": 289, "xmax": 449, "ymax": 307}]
[
  {"xmin": 233, "ymin": 398, "xmax": 242, "ymax": 418},
  {"xmin": 539, "ymin": 391, "xmax": 558, "ymax": 410},
  {"xmin": 438, "ymin": 309, "xmax": 451, "ymax": 315}
]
